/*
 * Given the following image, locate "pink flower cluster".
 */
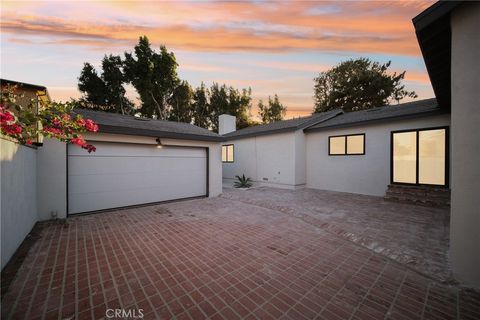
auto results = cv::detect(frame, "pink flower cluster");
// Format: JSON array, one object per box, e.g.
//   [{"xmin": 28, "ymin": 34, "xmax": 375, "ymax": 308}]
[
  {"xmin": 71, "ymin": 135, "xmax": 96, "ymax": 153},
  {"xmin": 0, "ymin": 105, "xmax": 23, "ymax": 137}
]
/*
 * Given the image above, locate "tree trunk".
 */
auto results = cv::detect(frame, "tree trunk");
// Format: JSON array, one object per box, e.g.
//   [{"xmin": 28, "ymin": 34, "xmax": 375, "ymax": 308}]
[{"xmin": 149, "ymin": 91, "xmax": 162, "ymax": 118}]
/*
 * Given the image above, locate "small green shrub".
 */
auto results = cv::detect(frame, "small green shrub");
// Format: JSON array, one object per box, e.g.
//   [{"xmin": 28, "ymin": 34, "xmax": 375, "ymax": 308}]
[{"xmin": 234, "ymin": 174, "xmax": 253, "ymax": 188}]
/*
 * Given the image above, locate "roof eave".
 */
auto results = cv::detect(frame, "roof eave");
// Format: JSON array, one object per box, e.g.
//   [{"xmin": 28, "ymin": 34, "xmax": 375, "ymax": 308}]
[
  {"xmin": 98, "ymin": 124, "xmax": 225, "ymax": 142},
  {"xmin": 412, "ymin": 1, "xmax": 462, "ymax": 31},
  {"xmin": 412, "ymin": 1, "xmax": 463, "ymax": 110},
  {"xmin": 223, "ymin": 126, "xmax": 297, "ymax": 141},
  {"xmin": 304, "ymin": 109, "xmax": 448, "ymax": 133}
]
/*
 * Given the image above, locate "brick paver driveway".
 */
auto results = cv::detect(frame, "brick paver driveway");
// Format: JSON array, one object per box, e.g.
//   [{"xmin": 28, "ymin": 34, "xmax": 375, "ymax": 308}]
[{"xmin": 2, "ymin": 191, "xmax": 479, "ymax": 319}]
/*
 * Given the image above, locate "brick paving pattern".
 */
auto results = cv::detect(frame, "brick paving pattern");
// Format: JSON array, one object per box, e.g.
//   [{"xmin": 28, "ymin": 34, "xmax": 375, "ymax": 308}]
[
  {"xmin": 222, "ymin": 187, "xmax": 452, "ymax": 282},
  {"xmin": 1, "ymin": 195, "xmax": 479, "ymax": 319}
]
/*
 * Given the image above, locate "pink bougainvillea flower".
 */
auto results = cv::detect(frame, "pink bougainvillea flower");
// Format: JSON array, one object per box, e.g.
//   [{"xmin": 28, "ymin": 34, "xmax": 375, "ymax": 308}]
[
  {"xmin": 26, "ymin": 139, "xmax": 33, "ymax": 145},
  {"xmin": 0, "ymin": 109, "xmax": 14, "ymax": 122},
  {"xmin": 71, "ymin": 136, "xmax": 87, "ymax": 147},
  {"xmin": 76, "ymin": 118, "xmax": 86, "ymax": 126},
  {"xmin": 85, "ymin": 119, "xmax": 99, "ymax": 132},
  {"xmin": 43, "ymin": 126, "xmax": 62, "ymax": 135},
  {"xmin": 1, "ymin": 123, "xmax": 22, "ymax": 135},
  {"xmin": 52, "ymin": 117, "xmax": 61, "ymax": 126},
  {"xmin": 82, "ymin": 144, "xmax": 96, "ymax": 153}
]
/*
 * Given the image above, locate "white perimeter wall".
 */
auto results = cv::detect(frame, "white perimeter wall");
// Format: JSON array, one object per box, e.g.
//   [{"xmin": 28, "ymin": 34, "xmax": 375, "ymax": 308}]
[
  {"xmin": 450, "ymin": 2, "xmax": 480, "ymax": 288},
  {"xmin": 223, "ymin": 131, "xmax": 306, "ymax": 189},
  {"xmin": 305, "ymin": 114, "xmax": 450, "ymax": 196},
  {"xmin": 1, "ymin": 138, "xmax": 37, "ymax": 269},
  {"xmin": 37, "ymin": 139, "xmax": 67, "ymax": 220}
]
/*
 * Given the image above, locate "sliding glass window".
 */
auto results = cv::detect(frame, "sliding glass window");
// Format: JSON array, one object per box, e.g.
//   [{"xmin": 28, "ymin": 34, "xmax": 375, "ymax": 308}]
[{"xmin": 392, "ymin": 127, "xmax": 447, "ymax": 186}]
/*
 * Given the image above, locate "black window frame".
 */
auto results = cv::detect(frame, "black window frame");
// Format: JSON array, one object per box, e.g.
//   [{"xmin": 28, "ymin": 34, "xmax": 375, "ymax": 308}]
[
  {"xmin": 328, "ymin": 133, "xmax": 366, "ymax": 156},
  {"xmin": 222, "ymin": 144, "xmax": 234, "ymax": 163},
  {"xmin": 390, "ymin": 126, "xmax": 449, "ymax": 187}
]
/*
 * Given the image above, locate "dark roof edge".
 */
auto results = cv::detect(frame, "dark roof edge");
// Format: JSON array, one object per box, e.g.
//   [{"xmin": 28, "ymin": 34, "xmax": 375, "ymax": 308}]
[
  {"xmin": 304, "ymin": 109, "xmax": 449, "ymax": 133},
  {"xmin": 0, "ymin": 78, "xmax": 48, "ymax": 91},
  {"xmin": 297, "ymin": 110, "xmax": 343, "ymax": 130},
  {"xmin": 223, "ymin": 110, "xmax": 343, "ymax": 141},
  {"xmin": 99, "ymin": 124, "xmax": 225, "ymax": 142},
  {"xmin": 223, "ymin": 126, "xmax": 297, "ymax": 141},
  {"xmin": 412, "ymin": 1, "xmax": 462, "ymax": 30}
]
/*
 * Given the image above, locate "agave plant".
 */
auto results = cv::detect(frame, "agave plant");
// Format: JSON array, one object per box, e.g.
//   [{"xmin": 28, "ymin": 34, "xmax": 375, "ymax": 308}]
[{"xmin": 234, "ymin": 174, "xmax": 253, "ymax": 188}]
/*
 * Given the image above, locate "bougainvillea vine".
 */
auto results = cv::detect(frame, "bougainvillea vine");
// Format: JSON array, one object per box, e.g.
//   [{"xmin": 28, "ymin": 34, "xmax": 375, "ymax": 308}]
[{"xmin": 0, "ymin": 85, "xmax": 98, "ymax": 152}]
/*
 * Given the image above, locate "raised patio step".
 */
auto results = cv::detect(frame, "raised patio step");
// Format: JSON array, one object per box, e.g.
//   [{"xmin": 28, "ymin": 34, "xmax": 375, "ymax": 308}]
[{"xmin": 384, "ymin": 184, "xmax": 450, "ymax": 207}]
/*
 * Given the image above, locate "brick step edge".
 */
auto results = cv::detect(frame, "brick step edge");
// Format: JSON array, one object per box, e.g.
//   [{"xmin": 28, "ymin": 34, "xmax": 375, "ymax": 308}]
[
  {"xmin": 384, "ymin": 195, "xmax": 450, "ymax": 207},
  {"xmin": 385, "ymin": 190, "xmax": 451, "ymax": 199}
]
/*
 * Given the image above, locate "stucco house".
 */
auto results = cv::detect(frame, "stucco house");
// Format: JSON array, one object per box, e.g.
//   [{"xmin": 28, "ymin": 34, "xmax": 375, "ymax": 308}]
[
  {"xmin": 222, "ymin": 0, "xmax": 480, "ymax": 288},
  {"xmin": 221, "ymin": 98, "xmax": 450, "ymax": 197}
]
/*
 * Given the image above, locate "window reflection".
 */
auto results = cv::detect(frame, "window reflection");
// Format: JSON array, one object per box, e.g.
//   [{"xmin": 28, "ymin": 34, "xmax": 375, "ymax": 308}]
[
  {"xmin": 393, "ymin": 131, "xmax": 417, "ymax": 183},
  {"xmin": 419, "ymin": 129, "xmax": 445, "ymax": 185},
  {"xmin": 329, "ymin": 136, "xmax": 346, "ymax": 155}
]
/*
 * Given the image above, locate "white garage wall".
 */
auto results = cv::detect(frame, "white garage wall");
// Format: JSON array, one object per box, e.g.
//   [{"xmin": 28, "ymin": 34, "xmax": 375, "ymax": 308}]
[
  {"xmin": 305, "ymin": 114, "xmax": 451, "ymax": 196},
  {"xmin": 223, "ymin": 131, "xmax": 301, "ymax": 189},
  {"xmin": 37, "ymin": 134, "xmax": 222, "ymax": 218},
  {"xmin": 1, "ymin": 138, "xmax": 37, "ymax": 269},
  {"xmin": 37, "ymin": 138, "xmax": 67, "ymax": 220}
]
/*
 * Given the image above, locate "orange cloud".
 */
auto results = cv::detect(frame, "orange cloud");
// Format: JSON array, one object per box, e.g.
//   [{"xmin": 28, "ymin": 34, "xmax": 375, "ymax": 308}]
[{"xmin": 0, "ymin": 0, "xmax": 433, "ymax": 56}]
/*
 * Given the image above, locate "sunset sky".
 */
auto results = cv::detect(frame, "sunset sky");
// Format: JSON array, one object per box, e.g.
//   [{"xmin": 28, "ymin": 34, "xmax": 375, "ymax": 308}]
[{"xmin": 1, "ymin": 0, "xmax": 434, "ymax": 119}]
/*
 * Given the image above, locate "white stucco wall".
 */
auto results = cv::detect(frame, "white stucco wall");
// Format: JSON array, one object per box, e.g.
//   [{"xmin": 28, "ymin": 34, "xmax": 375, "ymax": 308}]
[
  {"xmin": 1, "ymin": 138, "xmax": 37, "ymax": 269},
  {"xmin": 223, "ymin": 131, "xmax": 303, "ymax": 189},
  {"xmin": 294, "ymin": 131, "xmax": 307, "ymax": 186},
  {"xmin": 305, "ymin": 114, "xmax": 450, "ymax": 196},
  {"xmin": 450, "ymin": 2, "xmax": 480, "ymax": 288},
  {"xmin": 37, "ymin": 138, "xmax": 67, "ymax": 220}
]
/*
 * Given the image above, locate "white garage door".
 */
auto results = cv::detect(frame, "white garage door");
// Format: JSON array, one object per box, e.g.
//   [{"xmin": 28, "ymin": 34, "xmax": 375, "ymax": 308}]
[{"xmin": 68, "ymin": 142, "xmax": 207, "ymax": 214}]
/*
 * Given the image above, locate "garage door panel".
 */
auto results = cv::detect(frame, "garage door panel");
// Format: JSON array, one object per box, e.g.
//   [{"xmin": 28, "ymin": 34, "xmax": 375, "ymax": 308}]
[
  {"xmin": 69, "ymin": 158, "xmax": 206, "ymax": 194},
  {"xmin": 68, "ymin": 155, "xmax": 205, "ymax": 176},
  {"xmin": 68, "ymin": 142, "xmax": 207, "ymax": 214},
  {"xmin": 69, "ymin": 143, "xmax": 206, "ymax": 157}
]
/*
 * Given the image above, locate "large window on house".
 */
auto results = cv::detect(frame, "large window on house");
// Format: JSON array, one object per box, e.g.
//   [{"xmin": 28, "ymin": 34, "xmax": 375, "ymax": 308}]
[
  {"xmin": 222, "ymin": 144, "xmax": 234, "ymax": 163},
  {"xmin": 392, "ymin": 127, "xmax": 448, "ymax": 186},
  {"xmin": 329, "ymin": 134, "xmax": 365, "ymax": 155}
]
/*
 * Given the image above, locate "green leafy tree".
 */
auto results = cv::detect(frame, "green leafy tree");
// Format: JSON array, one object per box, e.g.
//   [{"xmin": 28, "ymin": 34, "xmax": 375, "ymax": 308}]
[
  {"xmin": 78, "ymin": 63, "xmax": 108, "ymax": 108},
  {"xmin": 313, "ymin": 58, "xmax": 417, "ymax": 113},
  {"xmin": 208, "ymin": 83, "xmax": 251, "ymax": 132},
  {"xmin": 192, "ymin": 82, "xmax": 210, "ymax": 128},
  {"xmin": 77, "ymin": 56, "xmax": 133, "ymax": 114},
  {"xmin": 124, "ymin": 36, "xmax": 180, "ymax": 119},
  {"xmin": 102, "ymin": 55, "xmax": 134, "ymax": 114},
  {"xmin": 168, "ymin": 80, "xmax": 193, "ymax": 123},
  {"xmin": 258, "ymin": 94, "xmax": 287, "ymax": 123}
]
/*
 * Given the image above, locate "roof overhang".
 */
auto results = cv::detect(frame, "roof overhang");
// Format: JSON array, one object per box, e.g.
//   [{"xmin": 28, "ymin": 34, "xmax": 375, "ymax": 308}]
[
  {"xmin": 0, "ymin": 78, "xmax": 51, "ymax": 102},
  {"xmin": 223, "ymin": 126, "xmax": 299, "ymax": 141},
  {"xmin": 98, "ymin": 124, "xmax": 225, "ymax": 142},
  {"xmin": 412, "ymin": 1, "xmax": 463, "ymax": 110},
  {"xmin": 304, "ymin": 109, "xmax": 448, "ymax": 133}
]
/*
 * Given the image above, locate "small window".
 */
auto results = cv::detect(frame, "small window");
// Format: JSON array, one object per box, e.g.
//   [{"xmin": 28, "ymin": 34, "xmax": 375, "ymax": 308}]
[
  {"xmin": 329, "ymin": 136, "xmax": 346, "ymax": 155},
  {"xmin": 329, "ymin": 134, "xmax": 365, "ymax": 155},
  {"xmin": 222, "ymin": 144, "xmax": 234, "ymax": 163}
]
